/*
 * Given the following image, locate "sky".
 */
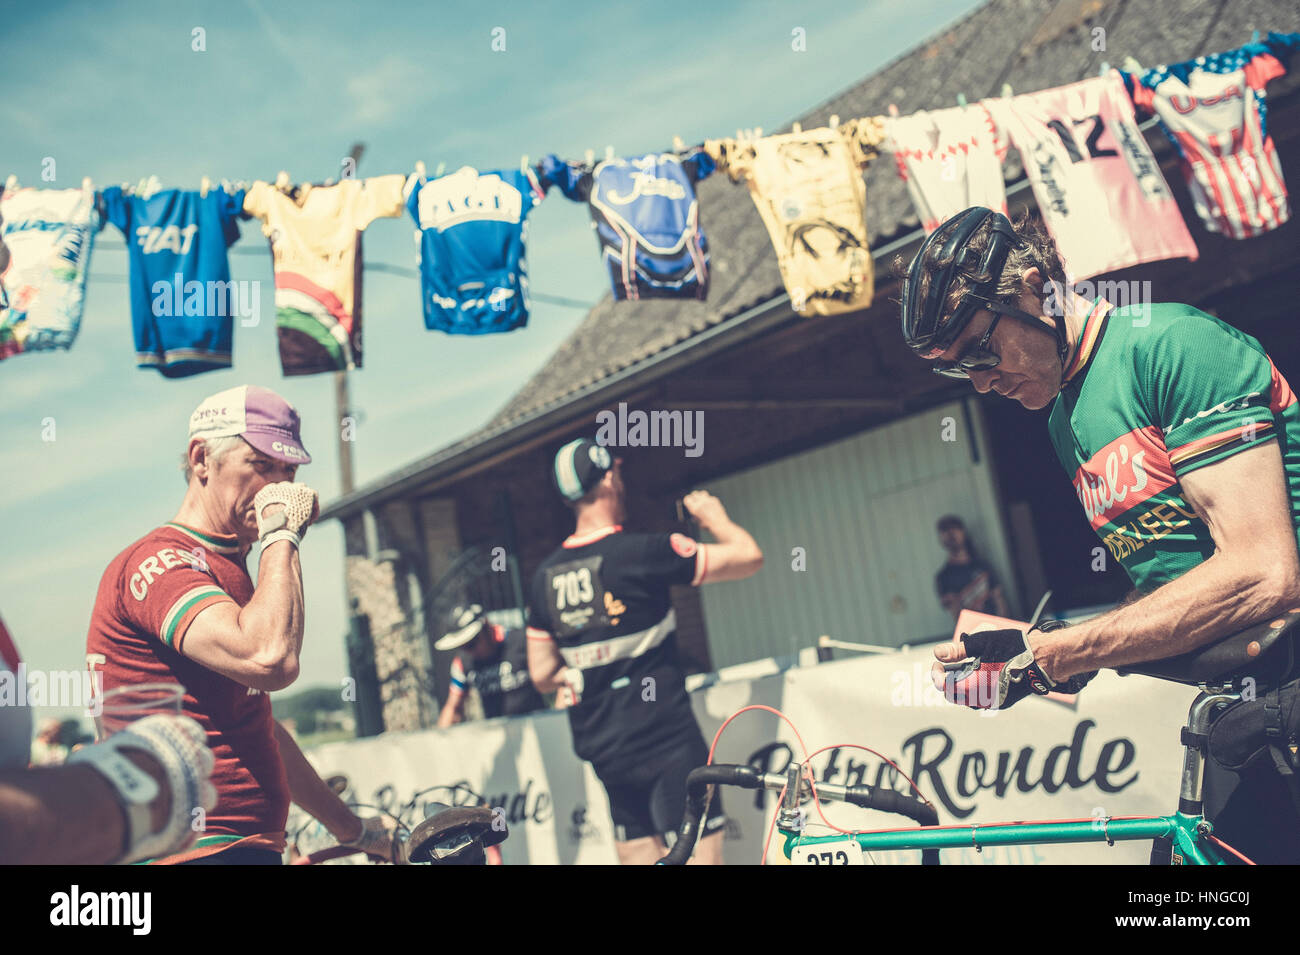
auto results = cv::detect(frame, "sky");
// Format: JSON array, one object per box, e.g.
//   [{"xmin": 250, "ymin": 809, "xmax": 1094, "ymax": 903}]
[{"xmin": 0, "ymin": 0, "xmax": 988, "ymax": 723}]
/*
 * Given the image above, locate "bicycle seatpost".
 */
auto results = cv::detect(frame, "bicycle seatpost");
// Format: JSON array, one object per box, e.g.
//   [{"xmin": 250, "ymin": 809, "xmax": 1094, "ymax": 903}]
[{"xmin": 1180, "ymin": 691, "xmax": 1239, "ymax": 815}]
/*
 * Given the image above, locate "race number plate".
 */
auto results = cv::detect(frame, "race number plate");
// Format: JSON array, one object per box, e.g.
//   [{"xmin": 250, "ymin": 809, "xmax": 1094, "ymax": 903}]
[{"xmin": 790, "ymin": 839, "xmax": 866, "ymax": 865}]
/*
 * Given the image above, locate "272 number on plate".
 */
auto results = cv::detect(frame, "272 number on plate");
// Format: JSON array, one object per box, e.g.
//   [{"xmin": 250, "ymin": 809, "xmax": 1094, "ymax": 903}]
[{"xmin": 790, "ymin": 840, "xmax": 865, "ymax": 865}]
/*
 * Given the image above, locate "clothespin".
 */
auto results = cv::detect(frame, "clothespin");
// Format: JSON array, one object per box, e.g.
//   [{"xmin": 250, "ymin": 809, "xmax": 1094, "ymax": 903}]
[
  {"xmin": 4, "ymin": 174, "xmax": 16, "ymax": 193},
  {"xmin": 672, "ymin": 135, "xmax": 684, "ymax": 152},
  {"xmin": 1123, "ymin": 55, "xmax": 1143, "ymax": 74},
  {"xmin": 415, "ymin": 160, "xmax": 427, "ymax": 180},
  {"xmin": 275, "ymin": 170, "xmax": 291, "ymax": 192},
  {"xmin": 434, "ymin": 161, "xmax": 446, "ymax": 177},
  {"xmin": 956, "ymin": 94, "xmax": 967, "ymax": 108},
  {"xmin": 81, "ymin": 177, "xmax": 93, "ymax": 194},
  {"xmin": 584, "ymin": 149, "xmax": 595, "ymax": 167},
  {"xmin": 1099, "ymin": 61, "xmax": 1109, "ymax": 77},
  {"xmin": 828, "ymin": 115, "xmax": 839, "ymax": 130},
  {"xmin": 1252, "ymin": 30, "xmax": 1260, "ymax": 44},
  {"xmin": 1001, "ymin": 83, "xmax": 1013, "ymax": 99},
  {"xmin": 200, "ymin": 176, "xmax": 210, "ymax": 198},
  {"xmin": 520, "ymin": 154, "xmax": 529, "ymax": 174},
  {"xmin": 604, "ymin": 145, "xmax": 614, "ymax": 161},
  {"xmin": 887, "ymin": 103, "xmax": 900, "ymax": 118},
  {"xmin": 792, "ymin": 121, "xmax": 802, "ymax": 134}
]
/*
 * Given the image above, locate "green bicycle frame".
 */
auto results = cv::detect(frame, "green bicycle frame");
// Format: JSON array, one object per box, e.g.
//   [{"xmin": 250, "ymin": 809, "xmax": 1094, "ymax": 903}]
[
  {"xmin": 779, "ymin": 690, "xmax": 1239, "ymax": 865},
  {"xmin": 781, "ymin": 811, "xmax": 1223, "ymax": 864}
]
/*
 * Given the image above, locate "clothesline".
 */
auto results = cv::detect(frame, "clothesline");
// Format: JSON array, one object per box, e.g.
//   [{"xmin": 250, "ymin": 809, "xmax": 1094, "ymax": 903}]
[
  {"xmin": 4, "ymin": 29, "xmax": 1297, "ymax": 379},
  {"xmin": 88, "ymin": 241, "xmax": 599, "ymax": 310}
]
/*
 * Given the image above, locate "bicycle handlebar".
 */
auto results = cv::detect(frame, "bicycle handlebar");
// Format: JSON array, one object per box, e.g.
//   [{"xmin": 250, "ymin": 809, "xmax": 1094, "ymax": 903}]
[{"xmin": 657, "ymin": 763, "xmax": 941, "ymax": 865}]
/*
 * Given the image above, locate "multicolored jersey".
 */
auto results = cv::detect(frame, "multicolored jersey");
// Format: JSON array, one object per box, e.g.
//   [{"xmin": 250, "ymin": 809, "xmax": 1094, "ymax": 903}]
[
  {"xmin": 242, "ymin": 176, "xmax": 405, "ymax": 376},
  {"xmin": 984, "ymin": 72, "xmax": 1198, "ymax": 280},
  {"xmin": 1048, "ymin": 300, "xmax": 1300, "ymax": 592},
  {"xmin": 0, "ymin": 185, "xmax": 100, "ymax": 359},
  {"xmin": 885, "ymin": 104, "xmax": 1009, "ymax": 233},
  {"xmin": 447, "ymin": 624, "xmax": 545, "ymax": 719},
  {"xmin": 706, "ymin": 120, "xmax": 887, "ymax": 316},
  {"xmin": 1124, "ymin": 32, "xmax": 1300, "ymax": 239},
  {"xmin": 0, "ymin": 615, "xmax": 31, "ymax": 770},
  {"xmin": 527, "ymin": 526, "xmax": 706, "ymax": 776},
  {"xmin": 100, "ymin": 185, "xmax": 248, "ymax": 377},
  {"xmin": 405, "ymin": 166, "xmax": 545, "ymax": 333},
  {"xmin": 540, "ymin": 150, "xmax": 713, "ymax": 300},
  {"xmin": 85, "ymin": 522, "xmax": 290, "ymax": 860}
]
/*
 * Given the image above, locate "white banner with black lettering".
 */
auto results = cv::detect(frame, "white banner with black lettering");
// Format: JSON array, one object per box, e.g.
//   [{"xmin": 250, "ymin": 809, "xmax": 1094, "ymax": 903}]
[{"xmin": 295, "ymin": 647, "xmax": 1196, "ymax": 865}]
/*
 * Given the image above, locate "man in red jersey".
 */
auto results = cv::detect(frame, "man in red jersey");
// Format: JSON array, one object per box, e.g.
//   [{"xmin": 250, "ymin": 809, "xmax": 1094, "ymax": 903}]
[{"xmin": 86, "ymin": 385, "xmax": 392, "ymax": 864}]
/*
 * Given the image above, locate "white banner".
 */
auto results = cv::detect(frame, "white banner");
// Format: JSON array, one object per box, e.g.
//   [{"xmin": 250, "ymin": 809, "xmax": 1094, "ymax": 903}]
[{"xmin": 295, "ymin": 646, "xmax": 1197, "ymax": 865}]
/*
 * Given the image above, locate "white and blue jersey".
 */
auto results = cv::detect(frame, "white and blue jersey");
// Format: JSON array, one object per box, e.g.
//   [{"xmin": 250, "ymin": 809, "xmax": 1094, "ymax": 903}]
[
  {"xmin": 100, "ymin": 185, "xmax": 247, "ymax": 377},
  {"xmin": 406, "ymin": 166, "xmax": 545, "ymax": 335},
  {"xmin": 540, "ymin": 149, "xmax": 714, "ymax": 300}
]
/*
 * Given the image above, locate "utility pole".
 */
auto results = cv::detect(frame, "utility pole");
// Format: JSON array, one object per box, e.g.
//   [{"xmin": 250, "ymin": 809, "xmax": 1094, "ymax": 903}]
[{"xmin": 336, "ymin": 141, "xmax": 365, "ymax": 496}]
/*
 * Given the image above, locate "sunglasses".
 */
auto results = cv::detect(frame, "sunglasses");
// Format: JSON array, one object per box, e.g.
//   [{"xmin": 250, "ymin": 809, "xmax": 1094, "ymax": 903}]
[
  {"xmin": 932, "ymin": 313, "xmax": 1002, "ymax": 379},
  {"xmin": 930, "ymin": 301, "xmax": 1045, "ymax": 380}
]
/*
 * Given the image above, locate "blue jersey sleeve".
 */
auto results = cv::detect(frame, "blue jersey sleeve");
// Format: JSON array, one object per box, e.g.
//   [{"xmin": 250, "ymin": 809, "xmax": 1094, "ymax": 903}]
[
  {"xmin": 538, "ymin": 154, "xmax": 592, "ymax": 202},
  {"xmin": 682, "ymin": 146, "xmax": 715, "ymax": 184},
  {"xmin": 218, "ymin": 187, "xmax": 245, "ymax": 248},
  {"xmin": 100, "ymin": 186, "xmax": 129, "ymax": 235}
]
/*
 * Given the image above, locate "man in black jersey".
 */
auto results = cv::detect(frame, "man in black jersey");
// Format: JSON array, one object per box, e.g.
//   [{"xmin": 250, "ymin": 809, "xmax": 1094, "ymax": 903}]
[
  {"xmin": 437, "ymin": 604, "xmax": 544, "ymax": 725},
  {"xmin": 527, "ymin": 438, "xmax": 764, "ymax": 865}
]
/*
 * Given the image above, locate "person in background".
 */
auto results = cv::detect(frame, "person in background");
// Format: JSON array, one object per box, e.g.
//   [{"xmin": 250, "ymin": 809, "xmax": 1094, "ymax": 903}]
[
  {"xmin": 934, "ymin": 515, "xmax": 1011, "ymax": 621},
  {"xmin": 437, "ymin": 604, "xmax": 545, "ymax": 726}
]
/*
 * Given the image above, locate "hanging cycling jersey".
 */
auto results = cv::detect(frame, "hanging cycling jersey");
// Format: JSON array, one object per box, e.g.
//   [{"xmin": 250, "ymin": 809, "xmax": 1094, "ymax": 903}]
[
  {"xmin": 984, "ymin": 72, "xmax": 1198, "ymax": 279},
  {"xmin": 526, "ymin": 525, "xmax": 706, "ymax": 776},
  {"xmin": 706, "ymin": 119, "xmax": 887, "ymax": 316},
  {"xmin": 100, "ymin": 185, "xmax": 248, "ymax": 377},
  {"xmin": 243, "ymin": 175, "xmax": 406, "ymax": 376},
  {"xmin": 448, "ymin": 625, "xmax": 545, "ymax": 718},
  {"xmin": 1047, "ymin": 299, "xmax": 1300, "ymax": 593},
  {"xmin": 540, "ymin": 150, "xmax": 713, "ymax": 300},
  {"xmin": 1124, "ymin": 31, "xmax": 1300, "ymax": 239},
  {"xmin": 884, "ymin": 104, "xmax": 1009, "ymax": 234},
  {"xmin": 0, "ymin": 184, "xmax": 100, "ymax": 360},
  {"xmin": 406, "ymin": 166, "xmax": 545, "ymax": 334}
]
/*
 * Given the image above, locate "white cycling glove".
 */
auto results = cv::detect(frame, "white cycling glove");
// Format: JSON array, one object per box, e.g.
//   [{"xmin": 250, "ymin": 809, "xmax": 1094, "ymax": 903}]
[
  {"xmin": 341, "ymin": 815, "xmax": 395, "ymax": 861},
  {"xmin": 69, "ymin": 714, "xmax": 218, "ymax": 864},
  {"xmin": 253, "ymin": 482, "xmax": 319, "ymax": 549}
]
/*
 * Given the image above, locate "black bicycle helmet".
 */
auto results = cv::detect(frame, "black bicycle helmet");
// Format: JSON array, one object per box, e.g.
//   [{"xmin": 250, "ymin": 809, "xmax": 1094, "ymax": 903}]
[{"xmin": 900, "ymin": 207, "xmax": 1069, "ymax": 366}]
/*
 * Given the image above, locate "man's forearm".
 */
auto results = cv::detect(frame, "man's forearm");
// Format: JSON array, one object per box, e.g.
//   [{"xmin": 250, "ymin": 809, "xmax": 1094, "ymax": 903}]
[
  {"xmin": 1033, "ymin": 552, "xmax": 1296, "ymax": 680},
  {"xmin": 237, "ymin": 543, "xmax": 305, "ymax": 668},
  {"xmin": 0, "ymin": 759, "xmax": 171, "ymax": 864},
  {"xmin": 700, "ymin": 515, "xmax": 758, "ymax": 552},
  {"xmin": 273, "ymin": 721, "xmax": 358, "ymax": 840}
]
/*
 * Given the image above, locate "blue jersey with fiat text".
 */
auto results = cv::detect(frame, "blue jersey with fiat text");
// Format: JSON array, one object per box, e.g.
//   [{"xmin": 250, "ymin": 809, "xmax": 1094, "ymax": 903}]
[
  {"xmin": 405, "ymin": 167, "xmax": 545, "ymax": 335},
  {"xmin": 100, "ymin": 185, "xmax": 247, "ymax": 377}
]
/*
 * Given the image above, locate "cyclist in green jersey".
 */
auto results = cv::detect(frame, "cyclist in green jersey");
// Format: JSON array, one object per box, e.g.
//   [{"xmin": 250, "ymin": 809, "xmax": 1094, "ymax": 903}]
[{"xmin": 899, "ymin": 206, "xmax": 1300, "ymax": 863}]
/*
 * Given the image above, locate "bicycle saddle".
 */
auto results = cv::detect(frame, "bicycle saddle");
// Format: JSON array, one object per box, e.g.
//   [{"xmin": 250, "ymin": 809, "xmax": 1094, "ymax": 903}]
[
  {"xmin": 405, "ymin": 805, "xmax": 507, "ymax": 865},
  {"xmin": 1116, "ymin": 609, "xmax": 1300, "ymax": 688}
]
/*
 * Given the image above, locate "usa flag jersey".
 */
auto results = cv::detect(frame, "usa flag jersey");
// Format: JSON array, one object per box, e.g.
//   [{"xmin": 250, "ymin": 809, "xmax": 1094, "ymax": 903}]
[{"xmin": 1125, "ymin": 32, "xmax": 1300, "ymax": 239}]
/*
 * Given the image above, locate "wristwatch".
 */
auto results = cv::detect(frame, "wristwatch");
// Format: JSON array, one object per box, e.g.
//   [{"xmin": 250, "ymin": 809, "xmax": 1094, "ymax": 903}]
[{"xmin": 69, "ymin": 740, "xmax": 160, "ymax": 863}]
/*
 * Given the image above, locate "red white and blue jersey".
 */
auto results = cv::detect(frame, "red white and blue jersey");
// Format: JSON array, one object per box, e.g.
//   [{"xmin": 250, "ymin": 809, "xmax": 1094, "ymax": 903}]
[{"xmin": 1125, "ymin": 32, "xmax": 1300, "ymax": 238}]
